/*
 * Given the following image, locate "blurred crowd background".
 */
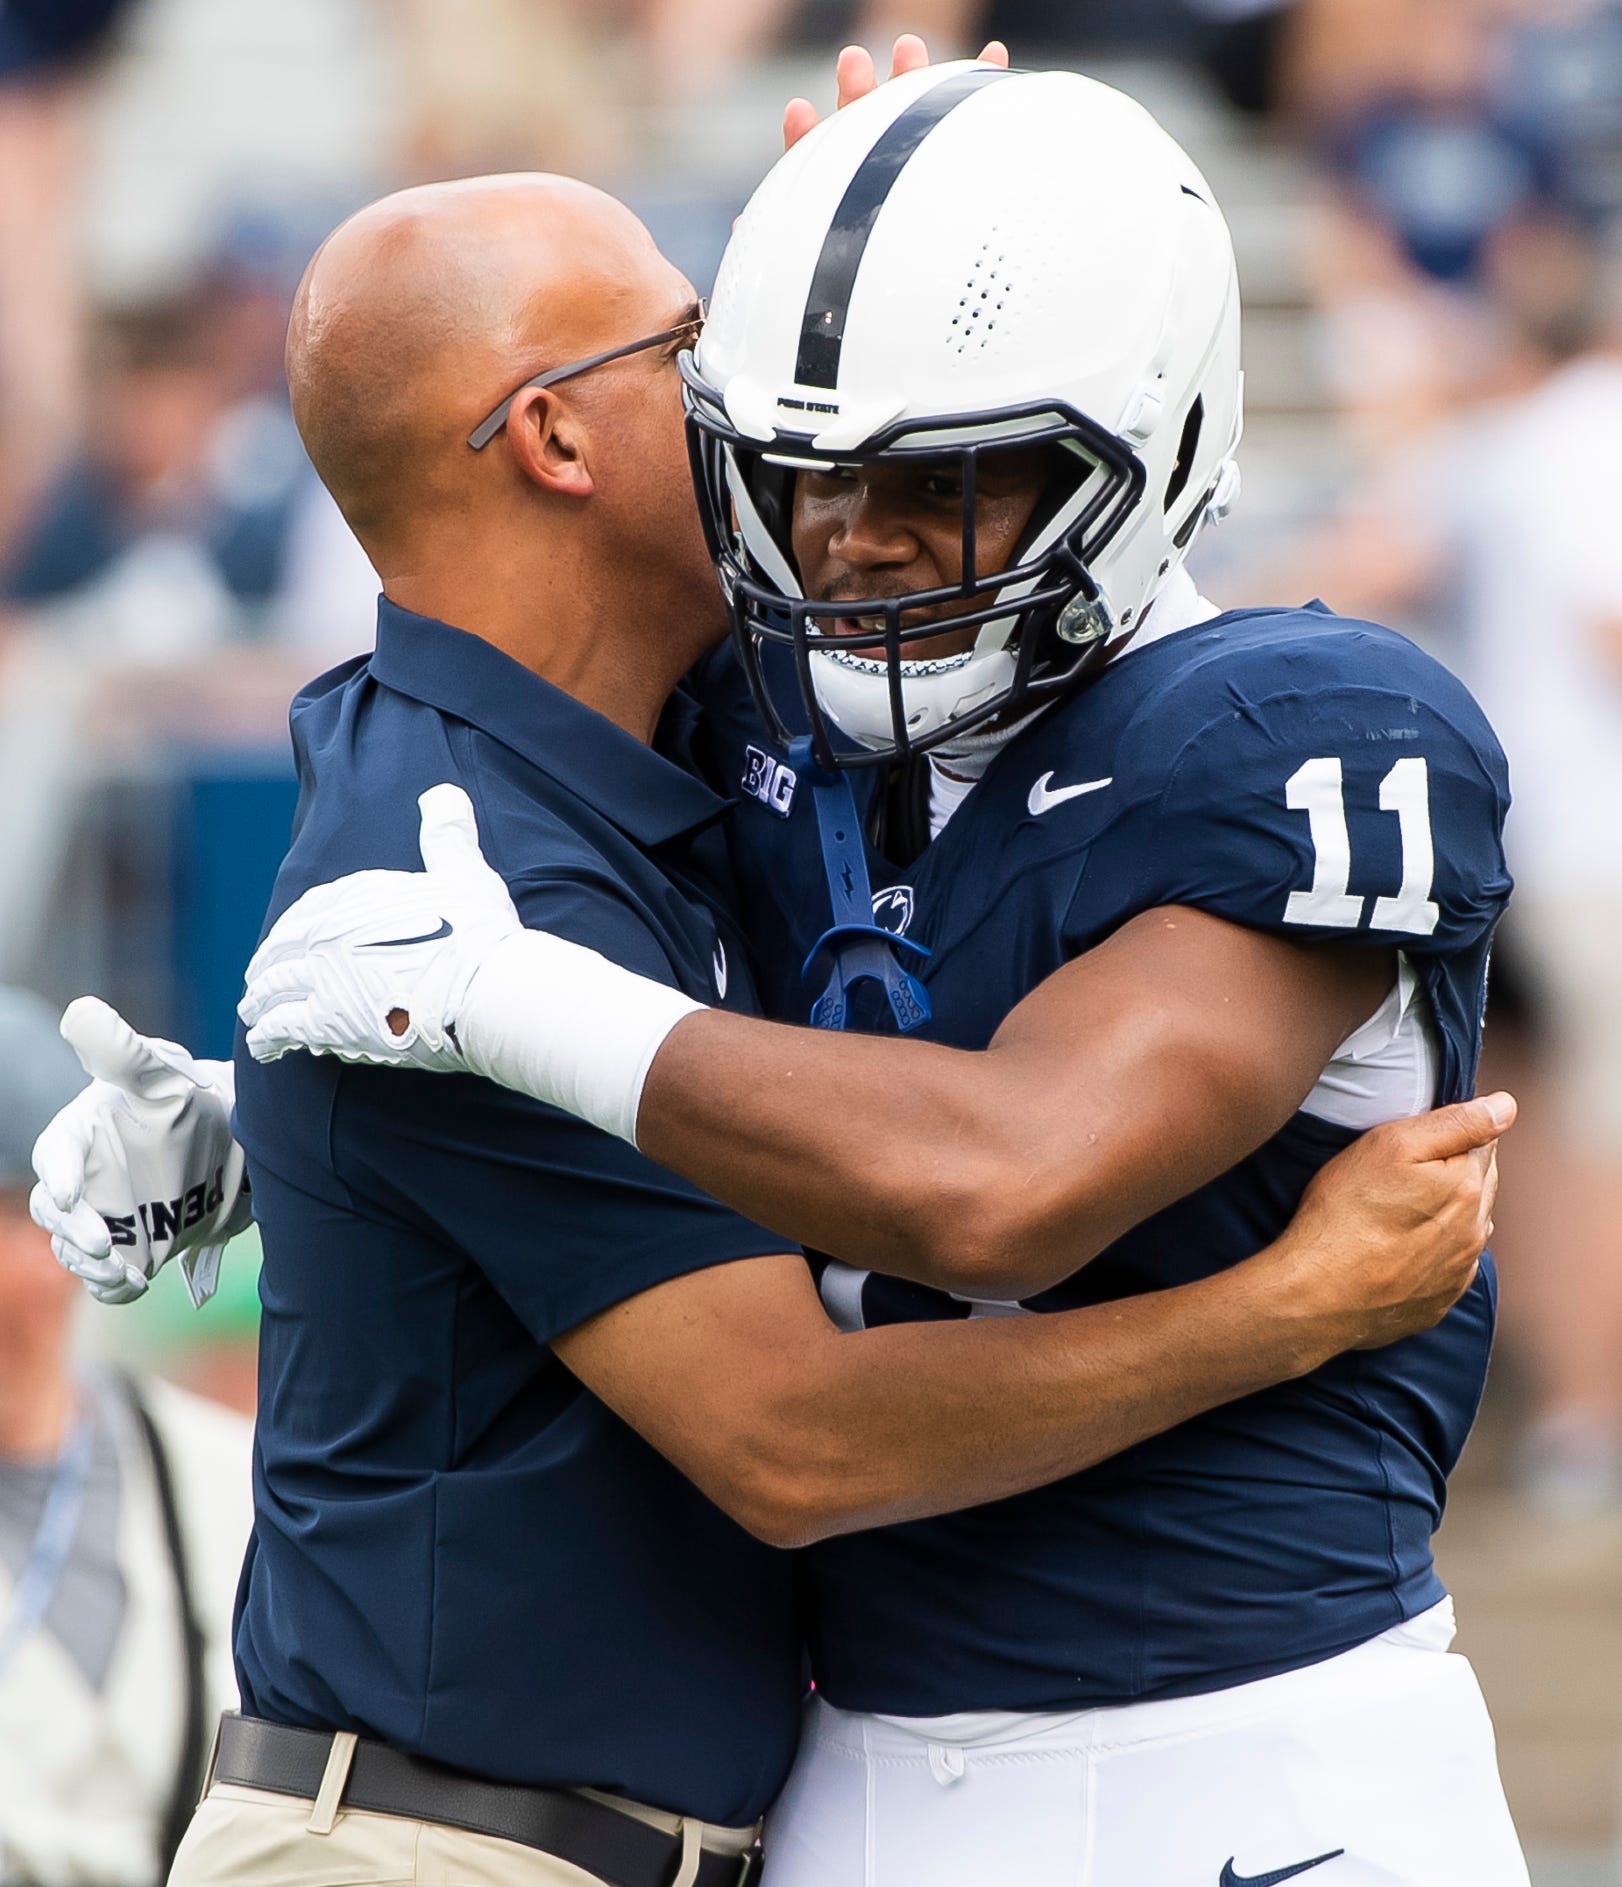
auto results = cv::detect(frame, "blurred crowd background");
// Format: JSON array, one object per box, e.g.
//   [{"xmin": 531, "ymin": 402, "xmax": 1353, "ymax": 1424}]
[{"xmin": 1, "ymin": 0, "xmax": 1620, "ymax": 1879}]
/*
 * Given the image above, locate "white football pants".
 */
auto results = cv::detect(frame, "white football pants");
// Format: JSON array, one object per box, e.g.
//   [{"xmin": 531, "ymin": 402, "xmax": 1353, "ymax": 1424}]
[{"xmin": 762, "ymin": 1601, "xmax": 1529, "ymax": 1887}]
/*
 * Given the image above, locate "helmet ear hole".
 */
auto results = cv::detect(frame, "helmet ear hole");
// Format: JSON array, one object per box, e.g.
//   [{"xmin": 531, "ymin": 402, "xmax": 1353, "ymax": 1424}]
[{"xmin": 1162, "ymin": 395, "xmax": 1204, "ymax": 514}]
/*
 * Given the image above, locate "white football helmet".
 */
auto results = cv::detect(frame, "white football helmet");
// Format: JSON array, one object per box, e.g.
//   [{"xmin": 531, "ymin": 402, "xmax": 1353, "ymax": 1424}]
[{"xmin": 683, "ymin": 61, "xmax": 1243, "ymax": 767}]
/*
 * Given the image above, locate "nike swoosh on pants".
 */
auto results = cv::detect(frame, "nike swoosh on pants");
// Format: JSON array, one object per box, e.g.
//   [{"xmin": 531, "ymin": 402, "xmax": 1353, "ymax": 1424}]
[{"xmin": 1220, "ymin": 1848, "xmax": 1345, "ymax": 1887}]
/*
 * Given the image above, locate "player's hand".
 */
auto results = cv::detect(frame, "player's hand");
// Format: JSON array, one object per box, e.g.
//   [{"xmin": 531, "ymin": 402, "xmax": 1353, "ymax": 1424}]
[
  {"xmin": 29, "ymin": 999, "xmax": 249, "ymax": 1307},
  {"xmin": 239, "ymin": 785, "xmax": 701, "ymax": 1143},
  {"xmin": 240, "ymin": 783, "xmax": 526, "ymax": 1072},
  {"xmin": 1274, "ymin": 1094, "xmax": 1514, "ymax": 1353},
  {"xmin": 783, "ymin": 35, "xmax": 1009, "ymax": 150}
]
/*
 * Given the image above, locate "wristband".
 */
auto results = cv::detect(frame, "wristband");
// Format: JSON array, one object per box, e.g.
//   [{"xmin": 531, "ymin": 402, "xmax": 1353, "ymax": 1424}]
[{"xmin": 454, "ymin": 929, "xmax": 705, "ymax": 1145}]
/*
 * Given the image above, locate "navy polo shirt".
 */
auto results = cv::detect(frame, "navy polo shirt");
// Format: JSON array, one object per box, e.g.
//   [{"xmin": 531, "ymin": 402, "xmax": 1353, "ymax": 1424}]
[{"xmin": 231, "ymin": 598, "xmax": 801, "ymax": 1826}]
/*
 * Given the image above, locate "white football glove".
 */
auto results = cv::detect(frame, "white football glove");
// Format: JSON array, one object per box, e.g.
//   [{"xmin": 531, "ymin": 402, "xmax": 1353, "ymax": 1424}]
[
  {"xmin": 238, "ymin": 783, "xmax": 704, "ymax": 1145},
  {"xmin": 29, "ymin": 999, "xmax": 251, "ymax": 1306}
]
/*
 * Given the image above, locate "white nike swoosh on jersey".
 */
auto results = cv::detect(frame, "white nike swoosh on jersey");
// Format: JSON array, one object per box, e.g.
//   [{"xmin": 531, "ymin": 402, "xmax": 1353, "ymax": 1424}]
[
  {"xmin": 1027, "ymin": 772, "xmax": 1113, "ymax": 816},
  {"xmin": 713, "ymin": 939, "xmax": 728, "ymax": 999}
]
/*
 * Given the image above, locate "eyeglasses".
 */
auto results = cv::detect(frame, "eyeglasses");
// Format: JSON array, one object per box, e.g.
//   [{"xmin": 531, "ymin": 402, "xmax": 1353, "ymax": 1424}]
[{"xmin": 467, "ymin": 306, "xmax": 705, "ymax": 450}]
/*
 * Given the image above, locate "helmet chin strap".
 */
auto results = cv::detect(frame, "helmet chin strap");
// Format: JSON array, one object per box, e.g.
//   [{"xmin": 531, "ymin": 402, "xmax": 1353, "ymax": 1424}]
[
  {"xmin": 929, "ymin": 700, "xmax": 1052, "ymax": 777},
  {"xmin": 809, "ymin": 639, "xmax": 1013, "ymax": 757},
  {"xmin": 924, "ymin": 600, "xmax": 1157, "ymax": 781},
  {"xmin": 907, "ymin": 576, "xmax": 1136, "ymax": 777},
  {"xmin": 839, "ymin": 569, "xmax": 1216, "ymax": 777}
]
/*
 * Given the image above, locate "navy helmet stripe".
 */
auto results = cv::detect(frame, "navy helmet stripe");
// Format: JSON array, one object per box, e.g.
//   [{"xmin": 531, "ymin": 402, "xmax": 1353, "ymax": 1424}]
[{"xmin": 794, "ymin": 65, "xmax": 1013, "ymax": 391}]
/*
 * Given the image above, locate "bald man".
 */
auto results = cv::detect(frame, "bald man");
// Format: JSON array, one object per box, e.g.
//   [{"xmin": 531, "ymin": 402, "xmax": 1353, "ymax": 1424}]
[
  {"xmin": 287, "ymin": 176, "xmax": 718, "ymax": 732},
  {"xmin": 44, "ymin": 175, "xmax": 1499, "ymax": 1887}
]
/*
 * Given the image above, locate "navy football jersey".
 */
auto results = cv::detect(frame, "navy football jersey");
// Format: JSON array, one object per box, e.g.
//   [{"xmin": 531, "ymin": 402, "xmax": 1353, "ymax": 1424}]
[{"xmin": 696, "ymin": 602, "xmax": 1511, "ymax": 1714}]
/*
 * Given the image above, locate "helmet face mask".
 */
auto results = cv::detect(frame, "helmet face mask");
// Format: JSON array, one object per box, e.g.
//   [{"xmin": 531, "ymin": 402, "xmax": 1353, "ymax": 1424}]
[
  {"xmin": 686, "ymin": 61, "xmax": 1243, "ymax": 770},
  {"xmin": 684, "ymin": 353, "xmax": 1147, "ymax": 767}
]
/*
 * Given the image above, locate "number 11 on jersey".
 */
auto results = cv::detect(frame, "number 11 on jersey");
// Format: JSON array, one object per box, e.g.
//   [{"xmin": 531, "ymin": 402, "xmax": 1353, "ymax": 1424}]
[{"xmin": 1284, "ymin": 755, "xmax": 1440, "ymax": 936}]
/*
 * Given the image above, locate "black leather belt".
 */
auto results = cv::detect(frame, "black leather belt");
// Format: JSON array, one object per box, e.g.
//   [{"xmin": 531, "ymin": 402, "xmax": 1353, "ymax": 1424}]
[{"xmin": 212, "ymin": 1713, "xmax": 762, "ymax": 1887}]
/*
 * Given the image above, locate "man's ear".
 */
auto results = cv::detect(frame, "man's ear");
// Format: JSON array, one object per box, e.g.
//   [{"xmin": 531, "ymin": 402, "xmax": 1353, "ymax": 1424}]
[{"xmin": 504, "ymin": 386, "xmax": 594, "ymax": 499}]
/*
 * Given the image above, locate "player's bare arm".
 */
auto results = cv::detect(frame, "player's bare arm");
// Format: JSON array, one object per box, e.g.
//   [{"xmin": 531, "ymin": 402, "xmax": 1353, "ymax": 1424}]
[
  {"xmin": 635, "ymin": 908, "xmax": 1393, "ymax": 1296},
  {"xmin": 549, "ymin": 1087, "xmax": 1500, "ymax": 1548}
]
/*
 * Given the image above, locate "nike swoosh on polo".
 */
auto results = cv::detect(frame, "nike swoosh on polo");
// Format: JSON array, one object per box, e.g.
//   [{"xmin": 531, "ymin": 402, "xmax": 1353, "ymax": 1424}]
[
  {"xmin": 1220, "ymin": 1848, "xmax": 1345, "ymax": 1887},
  {"xmin": 1027, "ymin": 772, "xmax": 1113, "ymax": 817},
  {"xmin": 359, "ymin": 918, "xmax": 454, "ymax": 948}
]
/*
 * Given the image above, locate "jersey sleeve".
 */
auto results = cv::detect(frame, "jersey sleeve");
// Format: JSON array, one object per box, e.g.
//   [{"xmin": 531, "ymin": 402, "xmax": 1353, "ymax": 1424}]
[
  {"xmin": 326, "ymin": 875, "xmax": 790, "ymax": 1345},
  {"xmin": 1121, "ymin": 655, "xmax": 1512, "ymax": 961}
]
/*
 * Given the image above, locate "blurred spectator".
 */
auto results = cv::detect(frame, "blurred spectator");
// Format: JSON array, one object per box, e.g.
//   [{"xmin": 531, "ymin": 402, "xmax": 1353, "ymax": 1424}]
[
  {"xmin": 1281, "ymin": 0, "xmax": 1485, "ymax": 131},
  {"xmin": 1287, "ymin": 2, "xmax": 1622, "ymax": 360},
  {"xmin": 387, "ymin": 0, "xmax": 626, "ymax": 175},
  {"xmin": 1, "ymin": 298, "xmax": 230, "ymax": 610},
  {"xmin": 1406, "ymin": 248, "xmax": 1622, "ymax": 1513},
  {"xmin": 1297, "ymin": 0, "xmax": 1525, "ymax": 345},
  {"xmin": 1188, "ymin": 0, "xmax": 1301, "ymax": 118},
  {"xmin": 1490, "ymin": 0, "xmax": 1622, "ymax": 228},
  {"xmin": 190, "ymin": 211, "xmax": 378, "ymax": 659},
  {"xmin": 187, "ymin": 213, "xmax": 379, "ymax": 663},
  {"xmin": 261, "ymin": 471, "xmax": 381, "ymax": 666},
  {"xmin": 1283, "ymin": 0, "xmax": 1621, "ymax": 465},
  {"xmin": 0, "ymin": 984, "xmax": 252, "ymax": 1887},
  {"xmin": 0, "ymin": 277, "xmax": 376, "ymax": 664},
  {"xmin": 1278, "ymin": 203, "xmax": 1622, "ymax": 1514},
  {"xmin": 632, "ymin": 0, "xmax": 994, "ymax": 109},
  {"xmin": 972, "ymin": 0, "xmax": 1190, "ymax": 57},
  {"xmin": 0, "ymin": 0, "xmax": 137, "ymax": 556}
]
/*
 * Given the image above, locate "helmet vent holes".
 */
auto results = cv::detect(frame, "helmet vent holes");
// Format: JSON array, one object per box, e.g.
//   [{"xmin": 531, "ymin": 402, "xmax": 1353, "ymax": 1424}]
[{"xmin": 947, "ymin": 239, "xmax": 1013, "ymax": 354}]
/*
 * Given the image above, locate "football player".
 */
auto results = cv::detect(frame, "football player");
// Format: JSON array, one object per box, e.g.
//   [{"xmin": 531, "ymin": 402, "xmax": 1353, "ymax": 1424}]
[{"xmin": 227, "ymin": 62, "xmax": 1528, "ymax": 1886}]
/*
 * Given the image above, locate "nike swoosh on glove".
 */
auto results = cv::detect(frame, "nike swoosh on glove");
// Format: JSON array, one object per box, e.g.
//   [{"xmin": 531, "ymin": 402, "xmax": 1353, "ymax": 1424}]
[
  {"xmin": 238, "ymin": 784, "xmax": 704, "ymax": 1145},
  {"xmin": 29, "ymin": 999, "xmax": 251, "ymax": 1306}
]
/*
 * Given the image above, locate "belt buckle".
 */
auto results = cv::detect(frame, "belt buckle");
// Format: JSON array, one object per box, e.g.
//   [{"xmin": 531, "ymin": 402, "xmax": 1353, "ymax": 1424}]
[{"xmin": 734, "ymin": 1846, "xmax": 763, "ymax": 1887}]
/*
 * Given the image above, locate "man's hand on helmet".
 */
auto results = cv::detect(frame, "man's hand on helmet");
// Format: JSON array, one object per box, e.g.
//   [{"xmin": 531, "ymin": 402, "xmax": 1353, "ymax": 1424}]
[{"xmin": 783, "ymin": 34, "xmax": 1010, "ymax": 151}]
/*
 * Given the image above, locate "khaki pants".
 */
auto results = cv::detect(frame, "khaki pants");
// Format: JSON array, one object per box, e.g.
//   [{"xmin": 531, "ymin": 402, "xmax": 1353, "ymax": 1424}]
[{"xmin": 169, "ymin": 1740, "xmax": 758, "ymax": 1887}]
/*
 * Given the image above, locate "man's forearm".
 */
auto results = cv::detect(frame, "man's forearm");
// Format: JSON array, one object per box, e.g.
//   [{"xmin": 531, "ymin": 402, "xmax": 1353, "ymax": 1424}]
[
  {"xmin": 510, "ymin": 1098, "xmax": 1501, "ymax": 1551},
  {"xmin": 759, "ymin": 1095, "xmax": 1500, "ymax": 1545},
  {"xmin": 741, "ymin": 1240, "xmax": 1349, "ymax": 1547}
]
